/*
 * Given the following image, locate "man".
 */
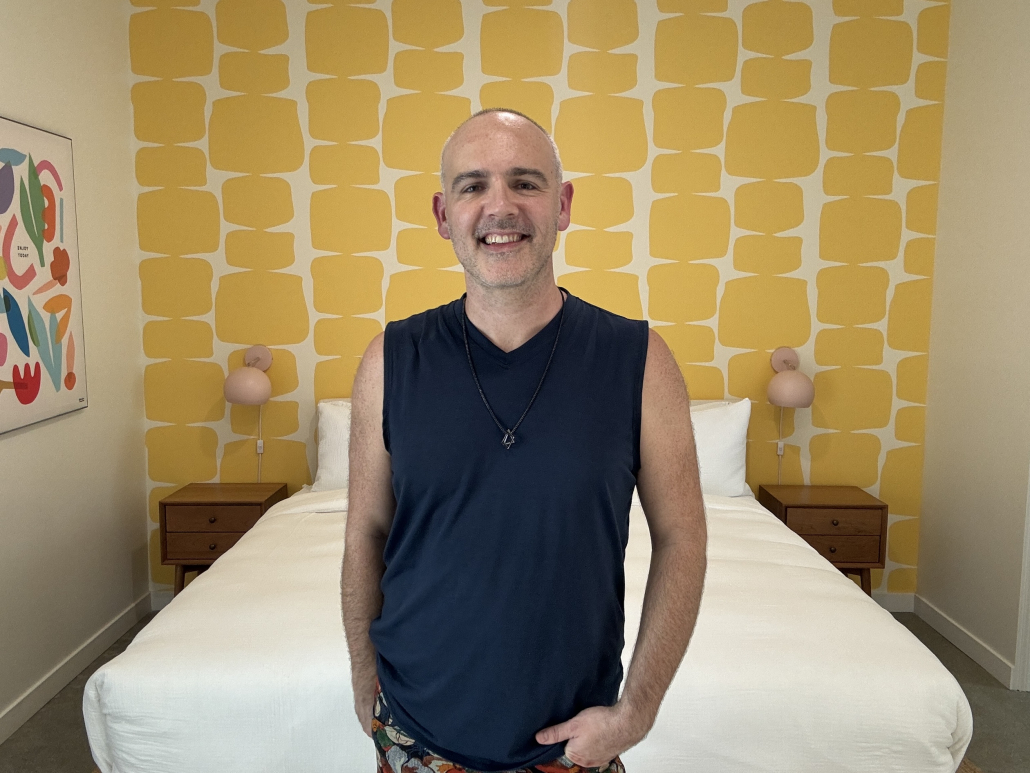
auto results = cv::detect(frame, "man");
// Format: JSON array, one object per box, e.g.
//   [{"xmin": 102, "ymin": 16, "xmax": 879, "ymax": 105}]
[{"xmin": 343, "ymin": 108, "xmax": 706, "ymax": 773}]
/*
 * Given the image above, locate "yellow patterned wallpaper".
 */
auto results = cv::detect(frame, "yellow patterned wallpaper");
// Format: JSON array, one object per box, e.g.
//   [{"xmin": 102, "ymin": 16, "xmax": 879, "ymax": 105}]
[{"xmin": 129, "ymin": 0, "xmax": 949, "ymax": 596}]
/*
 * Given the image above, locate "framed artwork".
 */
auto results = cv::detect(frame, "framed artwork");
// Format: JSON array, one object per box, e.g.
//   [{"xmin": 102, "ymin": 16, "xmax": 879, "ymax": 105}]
[{"xmin": 0, "ymin": 116, "xmax": 86, "ymax": 434}]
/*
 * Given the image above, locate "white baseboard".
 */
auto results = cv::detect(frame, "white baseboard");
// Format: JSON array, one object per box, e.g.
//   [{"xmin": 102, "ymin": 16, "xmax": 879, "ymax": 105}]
[
  {"xmin": 873, "ymin": 591, "xmax": 915, "ymax": 612},
  {"xmin": 150, "ymin": 589, "xmax": 173, "ymax": 611},
  {"xmin": 0, "ymin": 593, "xmax": 151, "ymax": 745},
  {"xmin": 915, "ymin": 594, "xmax": 1015, "ymax": 688}
]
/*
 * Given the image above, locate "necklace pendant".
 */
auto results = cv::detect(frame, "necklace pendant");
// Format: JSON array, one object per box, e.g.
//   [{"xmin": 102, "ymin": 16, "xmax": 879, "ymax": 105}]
[{"xmin": 501, "ymin": 430, "xmax": 516, "ymax": 450}]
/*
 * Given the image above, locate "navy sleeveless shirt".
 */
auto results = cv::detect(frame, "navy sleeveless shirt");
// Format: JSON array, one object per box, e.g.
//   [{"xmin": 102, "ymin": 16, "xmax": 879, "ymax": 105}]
[{"xmin": 370, "ymin": 292, "xmax": 649, "ymax": 771}]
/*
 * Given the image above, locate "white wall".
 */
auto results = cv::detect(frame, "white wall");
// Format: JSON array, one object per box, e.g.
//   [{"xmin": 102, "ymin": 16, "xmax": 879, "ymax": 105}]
[
  {"xmin": 0, "ymin": 0, "xmax": 148, "ymax": 741},
  {"xmin": 919, "ymin": 0, "xmax": 1030, "ymax": 687}
]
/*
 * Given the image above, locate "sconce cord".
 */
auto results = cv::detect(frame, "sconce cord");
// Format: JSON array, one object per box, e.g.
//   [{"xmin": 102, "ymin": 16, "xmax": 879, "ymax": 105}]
[
  {"xmin": 777, "ymin": 405, "xmax": 784, "ymax": 485},
  {"xmin": 257, "ymin": 405, "xmax": 264, "ymax": 484}
]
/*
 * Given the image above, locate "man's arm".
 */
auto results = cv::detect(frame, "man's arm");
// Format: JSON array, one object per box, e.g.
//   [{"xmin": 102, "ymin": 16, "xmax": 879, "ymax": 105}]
[
  {"xmin": 342, "ymin": 332, "xmax": 396, "ymax": 737},
  {"xmin": 618, "ymin": 329, "xmax": 707, "ymax": 730},
  {"xmin": 536, "ymin": 329, "xmax": 707, "ymax": 766}
]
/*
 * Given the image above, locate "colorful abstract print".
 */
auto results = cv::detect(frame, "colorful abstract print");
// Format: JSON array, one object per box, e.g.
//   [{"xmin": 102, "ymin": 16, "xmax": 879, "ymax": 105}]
[
  {"xmin": 0, "ymin": 117, "xmax": 86, "ymax": 434},
  {"xmin": 372, "ymin": 682, "xmax": 626, "ymax": 773}
]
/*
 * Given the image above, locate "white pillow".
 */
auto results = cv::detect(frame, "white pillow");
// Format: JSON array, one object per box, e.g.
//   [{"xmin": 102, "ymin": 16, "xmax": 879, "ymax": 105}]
[
  {"xmin": 689, "ymin": 398, "xmax": 751, "ymax": 497},
  {"xmin": 311, "ymin": 399, "xmax": 351, "ymax": 492},
  {"xmin": 689, "ymin": 399, "xmax": 732, "ymax": 413}
]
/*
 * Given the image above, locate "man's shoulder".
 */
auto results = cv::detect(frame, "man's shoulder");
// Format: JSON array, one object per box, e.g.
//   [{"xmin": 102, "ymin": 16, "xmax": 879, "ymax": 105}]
[
  {"xmin": 566, "ymin": 291, "xmax": 649, "ymax": 341},
  {"xmin": 386, "ymin": 297, "xmax": 462, "ymax": 342}
]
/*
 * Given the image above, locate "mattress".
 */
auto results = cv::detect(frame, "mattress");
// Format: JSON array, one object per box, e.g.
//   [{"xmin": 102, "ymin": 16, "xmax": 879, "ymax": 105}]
[{"xmin": 84, "ymin": 489, "xmax": 972, "ymax": 772}]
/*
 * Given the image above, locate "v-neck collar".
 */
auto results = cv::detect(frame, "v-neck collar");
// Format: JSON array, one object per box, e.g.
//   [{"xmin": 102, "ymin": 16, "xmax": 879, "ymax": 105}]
[{"xmin": 450, "ymin": 290, "xmax": 574, "ymax": 368}]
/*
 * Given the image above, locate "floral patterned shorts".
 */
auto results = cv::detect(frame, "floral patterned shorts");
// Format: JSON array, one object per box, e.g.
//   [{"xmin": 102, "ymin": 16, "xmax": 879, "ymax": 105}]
[{"xmin": 372, "ymin": 681, "xmax": 626, "ymax": 773}]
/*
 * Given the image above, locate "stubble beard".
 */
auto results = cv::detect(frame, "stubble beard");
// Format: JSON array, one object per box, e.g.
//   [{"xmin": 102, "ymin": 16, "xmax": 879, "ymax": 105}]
[{"xmin": 453, "ymin": 216, "xmax": 559, "ymax": 292}]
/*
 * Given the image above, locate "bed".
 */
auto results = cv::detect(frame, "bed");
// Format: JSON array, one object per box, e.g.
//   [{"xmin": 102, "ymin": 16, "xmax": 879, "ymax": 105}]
[{"xmin": 84, "ymin": 400, "xmax": 973, "ymax": 772}]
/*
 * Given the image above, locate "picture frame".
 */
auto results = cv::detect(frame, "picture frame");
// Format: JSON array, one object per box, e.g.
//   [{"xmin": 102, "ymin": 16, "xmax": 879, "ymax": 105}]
[{"xmin": 0, "ymin": 115, "xmax": 87, "ymax": 434}]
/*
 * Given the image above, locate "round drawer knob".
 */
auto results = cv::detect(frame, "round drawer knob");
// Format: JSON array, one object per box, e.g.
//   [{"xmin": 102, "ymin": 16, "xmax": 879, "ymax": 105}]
[
  {"xmin": 209, "ymin": 516, "xmax": 217, "ymax": 524},
  {"xmin": 832, "ymin": 519, "xmax": 839, "ymax": 527},
  {"xmin": 208, "ymin": 543, "xmax": 217, "ymax": 551},
  {"xmin": 829, "ymin": 546, "xmax": 837, "ymax": 554}
]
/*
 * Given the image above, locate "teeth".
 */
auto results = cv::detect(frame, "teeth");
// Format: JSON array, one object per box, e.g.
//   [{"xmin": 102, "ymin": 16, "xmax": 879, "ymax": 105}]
[{"xmin": 484, "ymin": 234, "xmax": 523, "ymax": 244}]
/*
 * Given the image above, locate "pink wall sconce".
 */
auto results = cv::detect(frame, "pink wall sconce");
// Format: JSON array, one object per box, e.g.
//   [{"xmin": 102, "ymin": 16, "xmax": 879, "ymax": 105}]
[
  {"xmin": 767, "ymin": 347, "xmax": 815, "ymax": 484},
  {"xmin": 223, "ymin": 345, "xmax": 273, "ymax": 482}
]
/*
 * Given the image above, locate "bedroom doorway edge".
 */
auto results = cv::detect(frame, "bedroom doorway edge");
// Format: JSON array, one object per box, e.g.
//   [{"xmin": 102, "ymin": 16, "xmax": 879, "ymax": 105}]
[{"xmin": 1012, "ymin": 465, "xmax": 1030, "ymax": 691}]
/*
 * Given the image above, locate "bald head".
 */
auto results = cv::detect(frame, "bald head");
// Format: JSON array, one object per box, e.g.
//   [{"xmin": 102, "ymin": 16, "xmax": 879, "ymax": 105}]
[
  {"xmin": 430, "ymin": 106, "xmax": 575, "ymax": 294},
  {"xmin": 440, "ymin": 108, "xmax": 563, "ymax": 189}
]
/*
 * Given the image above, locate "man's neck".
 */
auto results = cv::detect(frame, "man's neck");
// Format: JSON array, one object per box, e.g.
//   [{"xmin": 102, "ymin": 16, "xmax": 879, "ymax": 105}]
[{"xmin": 463, "ymin": 277, "xmax": 565, "ymax": 353}]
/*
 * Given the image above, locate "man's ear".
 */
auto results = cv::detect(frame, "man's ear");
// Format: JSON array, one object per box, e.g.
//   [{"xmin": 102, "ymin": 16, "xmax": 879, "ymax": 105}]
[
  {"xmin": 432, "ymin": 191, "xmax": 450, "ymax": 240},
  {"xmin": 557, "ymin": 181, "xmax": 574, "ymax": 232}
]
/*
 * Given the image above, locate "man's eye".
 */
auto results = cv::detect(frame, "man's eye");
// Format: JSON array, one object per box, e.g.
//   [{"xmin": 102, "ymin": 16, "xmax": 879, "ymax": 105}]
[
  {"xmin": 516, "ymin": 182, "xmax": 537, "ymax": 190},
  {"xmin": 462, "ymin": 184, "xmax": 481, "ymax": 193}
]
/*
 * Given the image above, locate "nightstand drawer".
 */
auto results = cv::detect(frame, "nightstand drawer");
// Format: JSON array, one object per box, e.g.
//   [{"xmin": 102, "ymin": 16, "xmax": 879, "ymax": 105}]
[
  {"xmin": 758, "ymin": 486, "xmax": 887, "ymax": 596},
  {"xmin": 160, "ymin": 483, "xmax": 288, "ymax": 595},
  {"xmin": 803, "ymin": 535, "xmax": 880, "ymax": 563},
  {"xmin": 785, "ymin": 508, "xmax": 882, "ymax": 536},
  {"xmin": 165, "ymin": 505, "xmax": 264, "ymax": 533},
  {"xmin": 165, "ymin": 532, "xmax": 245, "ymax": 560}
]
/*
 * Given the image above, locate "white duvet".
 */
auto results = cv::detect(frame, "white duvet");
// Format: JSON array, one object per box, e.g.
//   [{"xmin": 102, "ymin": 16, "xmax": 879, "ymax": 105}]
[{"xmin": 84, "ymin": 490, "xmax": 972, "ymax": 772}]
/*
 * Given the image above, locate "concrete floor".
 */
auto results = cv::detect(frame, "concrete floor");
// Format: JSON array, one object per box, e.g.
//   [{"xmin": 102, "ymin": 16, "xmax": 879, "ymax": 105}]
[
  {"xmin": 0, "ymin": 611, "xmax": 1026, "ymax": 772},
  {"xmin": 0, "ymin": 613, "xmax": 155, "ymax": 773}
]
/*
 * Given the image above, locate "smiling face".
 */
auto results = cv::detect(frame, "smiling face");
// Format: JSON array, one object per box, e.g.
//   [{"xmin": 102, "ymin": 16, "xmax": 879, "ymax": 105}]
[{"xmin": 433, "ymin": 112, "xmax": 573, "ymax": 294}]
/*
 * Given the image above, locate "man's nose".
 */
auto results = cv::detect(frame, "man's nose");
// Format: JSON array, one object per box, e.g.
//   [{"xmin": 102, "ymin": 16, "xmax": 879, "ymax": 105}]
[{"xmin": 483, "ymin": 181, "xmax": 517, "ymax": 218}]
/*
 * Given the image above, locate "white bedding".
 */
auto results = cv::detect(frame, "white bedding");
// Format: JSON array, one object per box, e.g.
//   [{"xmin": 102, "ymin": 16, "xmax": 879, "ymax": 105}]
[{"xmin": 84, "ymin": 490, "xmax": 972, "ymax": 772}]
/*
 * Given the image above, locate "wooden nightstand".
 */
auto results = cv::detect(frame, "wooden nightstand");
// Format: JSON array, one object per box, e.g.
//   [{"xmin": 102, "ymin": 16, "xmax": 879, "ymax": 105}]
[
  {"xmin": 757, "ymin": 485, "xmax": 888, "ymax": 596},
  {"xmin": 159, "ymin": 482, "xmax": 288, "ymax": 595}
]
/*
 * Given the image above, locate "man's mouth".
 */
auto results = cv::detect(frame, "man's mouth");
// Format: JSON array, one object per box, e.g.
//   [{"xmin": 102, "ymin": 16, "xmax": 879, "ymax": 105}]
[{"xmin": 480, "ymin": 232, "xmax": 527, "ymax": 246}]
